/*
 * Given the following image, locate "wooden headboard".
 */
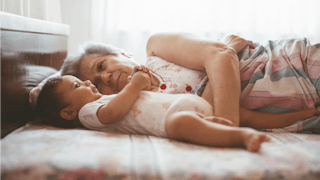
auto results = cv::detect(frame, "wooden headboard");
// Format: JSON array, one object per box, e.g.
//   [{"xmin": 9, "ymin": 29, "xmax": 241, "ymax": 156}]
[{"xmin": 1, "ymin": 12, "xmax": 70, "ymax": 137}]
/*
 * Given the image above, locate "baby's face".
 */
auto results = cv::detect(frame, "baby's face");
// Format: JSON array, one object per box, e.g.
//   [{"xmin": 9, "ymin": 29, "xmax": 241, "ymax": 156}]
[{"xmin": 57, "ymin": 75, "xmax": 102, "ymax": 111}]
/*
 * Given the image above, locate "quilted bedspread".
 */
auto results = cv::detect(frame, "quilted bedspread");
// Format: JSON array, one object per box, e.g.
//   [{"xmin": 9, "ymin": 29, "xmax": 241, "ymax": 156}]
[{"xmin": 1, "ymin": 120, "xmax": 320, "ymax": 180}]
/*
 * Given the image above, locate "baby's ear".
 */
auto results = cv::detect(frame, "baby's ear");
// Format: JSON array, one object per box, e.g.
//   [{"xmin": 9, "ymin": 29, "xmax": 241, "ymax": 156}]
[{"xmin": 60, "ymin": 108, "xmax": 78, "ymax": 120}]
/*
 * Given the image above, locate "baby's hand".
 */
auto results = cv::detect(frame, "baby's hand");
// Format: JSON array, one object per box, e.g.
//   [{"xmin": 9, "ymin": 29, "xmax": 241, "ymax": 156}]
[
  {"xmin": 134, "ymin": 65, "xmax": 150, "ymax": 74},
  {"xmin": 131, "ymin": 65, "xmax": 151, "ymax": 78},
  {"xmin": 128, "ymin": 65, "xmax": 151, "ymax": 90}
]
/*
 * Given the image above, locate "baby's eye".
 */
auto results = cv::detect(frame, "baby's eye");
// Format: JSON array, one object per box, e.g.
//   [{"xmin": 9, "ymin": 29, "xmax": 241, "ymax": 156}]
[{"xmin": 75, "ymin": 83, "xmax": 80, "ymax": 88}]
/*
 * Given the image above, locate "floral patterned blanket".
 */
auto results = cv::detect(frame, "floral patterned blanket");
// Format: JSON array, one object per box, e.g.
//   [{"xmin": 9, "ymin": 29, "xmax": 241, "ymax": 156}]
[{"xmin": 2, "ymin": 120, "xmax": 320, "ymax": 180}]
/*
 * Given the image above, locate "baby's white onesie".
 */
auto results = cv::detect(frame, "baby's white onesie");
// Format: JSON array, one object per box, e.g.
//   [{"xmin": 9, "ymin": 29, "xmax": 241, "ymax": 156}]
[{"xmin": 78, "ymin": 91, "xmax": 213, "ymax": 137}]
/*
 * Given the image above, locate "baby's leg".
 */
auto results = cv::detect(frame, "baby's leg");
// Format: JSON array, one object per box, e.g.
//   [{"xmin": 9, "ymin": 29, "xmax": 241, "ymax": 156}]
[{"xmin": 165, "ymin": 111, "xmax": 270, "ymax": 152}]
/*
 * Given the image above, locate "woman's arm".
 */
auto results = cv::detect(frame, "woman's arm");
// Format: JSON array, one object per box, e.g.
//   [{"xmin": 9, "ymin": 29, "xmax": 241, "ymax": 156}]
[
  {"xmin": 147, "ymin": 33, "xmax": 236, "ymax": 70},
  {"xmin": 240, "ymin": 107, "xmax": 320, "ymax": 129},
  {"xmin": 146, "ymin": 33, "xmax": 241, "ymax": 126},
  {"xmin": 97, "ymin": 70, "xmax": 150, "ymax": 125}
]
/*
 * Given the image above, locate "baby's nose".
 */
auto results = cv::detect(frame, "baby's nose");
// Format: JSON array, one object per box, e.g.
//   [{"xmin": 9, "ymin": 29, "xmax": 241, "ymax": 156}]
[{"xmin": 84, "ymin": 80, "xmax": 91, "ymax": 85}]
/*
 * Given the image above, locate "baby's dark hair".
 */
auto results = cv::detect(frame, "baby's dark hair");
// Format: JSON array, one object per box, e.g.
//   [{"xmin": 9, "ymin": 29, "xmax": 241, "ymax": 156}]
[{"xmin": 36, "ymin": 76, "xmax": 75, "ymax": 128}]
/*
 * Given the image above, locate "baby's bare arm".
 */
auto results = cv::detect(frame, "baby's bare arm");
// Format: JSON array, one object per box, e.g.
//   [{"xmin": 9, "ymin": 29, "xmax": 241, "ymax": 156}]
[
  {"xmin": 97, "ymin": 69, "xmax": 150, "ymax": 125},
  {"xmin": 240, "ymin": 107, "xmax": 320, "ymax": 129}
]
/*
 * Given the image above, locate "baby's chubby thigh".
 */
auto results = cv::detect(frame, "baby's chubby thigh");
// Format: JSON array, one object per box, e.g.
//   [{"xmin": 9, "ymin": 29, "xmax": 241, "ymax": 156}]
[
  {"xmin": 163, "ymin": 94, "xmax": 214, "ymax": 138},
  {"xmin": 163, "ymin": 94, "xmax": 214, "ymax": 121}
]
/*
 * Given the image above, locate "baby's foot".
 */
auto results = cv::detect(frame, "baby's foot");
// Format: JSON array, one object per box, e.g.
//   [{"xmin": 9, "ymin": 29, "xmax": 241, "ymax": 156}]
[
  {"xmin": 241, "ymin": 128, "xmax": 270, "ymax": 152},
  {"xmin": 204, "ymin": 116, "xmax": 235, "ymax": 127}
]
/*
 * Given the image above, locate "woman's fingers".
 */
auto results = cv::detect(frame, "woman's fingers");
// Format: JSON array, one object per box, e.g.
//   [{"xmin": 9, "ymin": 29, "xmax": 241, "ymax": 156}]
[
  {"xmin": 314, "ymin": 108, "xmax": 320, "ymax": 116},
  {"xmin": 222, "ymin": 35, "xmax": 256, "ymax": 53},
  {"xmin": 248, "ymin": 40, "xmax": 256, "ymax": 49},
  {"xmin": 236, "ymin": 40, "xmax": 256, "ymax": 52}
]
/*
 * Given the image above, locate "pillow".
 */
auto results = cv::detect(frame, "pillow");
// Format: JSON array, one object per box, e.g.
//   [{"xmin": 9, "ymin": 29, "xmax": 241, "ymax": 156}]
[
  {"xmin": 29, "ymin": 70, "xmax": 61, "ymax": 110},
  {"xmin": 2, "ymin": 65, "xmax": 58, "ymax": 138}
]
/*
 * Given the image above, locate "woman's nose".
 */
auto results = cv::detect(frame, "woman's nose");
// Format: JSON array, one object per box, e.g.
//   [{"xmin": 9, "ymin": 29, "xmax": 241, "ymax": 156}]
[{"xmin": 101, "ymin": 72, "xmax": 112, "ymax": 84}]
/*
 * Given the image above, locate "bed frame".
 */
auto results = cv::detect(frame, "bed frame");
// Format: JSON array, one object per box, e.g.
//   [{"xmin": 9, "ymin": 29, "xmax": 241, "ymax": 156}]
[{"xmin": 1, "ymin": 12, "xmax": 70, "ymax": 137}]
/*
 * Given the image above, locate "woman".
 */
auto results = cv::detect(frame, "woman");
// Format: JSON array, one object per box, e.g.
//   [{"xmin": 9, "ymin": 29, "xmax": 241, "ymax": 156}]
[
  {"xmin": 61, "ymin": 33, "xmax": 254, "ymax": 127},
  {"xmin": 32, "ymin": 33, "xmax": 320, "ymax": 131}
]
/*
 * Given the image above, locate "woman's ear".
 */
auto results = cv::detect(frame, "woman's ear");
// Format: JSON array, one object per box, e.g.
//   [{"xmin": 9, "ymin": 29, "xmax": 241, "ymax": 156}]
[{"xmin": 60, "ymin": 108, "xmax": 78, "ymax": 120}]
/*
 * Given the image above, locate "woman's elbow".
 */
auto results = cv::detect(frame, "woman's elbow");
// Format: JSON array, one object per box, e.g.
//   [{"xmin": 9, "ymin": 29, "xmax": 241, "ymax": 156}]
[
  {"xmin": 146, "ymin": 33, "xmax": 163, "ymax": 57},
  {"xmin": 204, "ymin": 43, "xmax": 238, "ymax": 64},
  {"xmin": 146, "ymin": 32, "xmax": 193, "ymax": 57},
  {"xmin": 207, "ymin": 42, "xmax": 236, "ymax": 56}
]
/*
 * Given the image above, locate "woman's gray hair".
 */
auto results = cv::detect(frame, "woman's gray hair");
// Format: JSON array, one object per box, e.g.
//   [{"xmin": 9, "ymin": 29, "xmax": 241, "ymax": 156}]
[{"xmin": 61, "ymin": 42, "xmax": 124, "ymax": 78}]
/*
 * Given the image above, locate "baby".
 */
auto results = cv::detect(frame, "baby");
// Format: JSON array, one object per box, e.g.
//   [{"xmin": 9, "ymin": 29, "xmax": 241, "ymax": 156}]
[{"xmin": 36, "ymin": 66, "xmax": 318, "ymax": 152}]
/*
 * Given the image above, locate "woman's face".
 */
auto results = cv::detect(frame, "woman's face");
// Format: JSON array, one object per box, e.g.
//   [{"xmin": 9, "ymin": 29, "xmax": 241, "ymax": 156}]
[{"xmin": 79, "ymin": 53, "xmax": 139, "ymax": 95}]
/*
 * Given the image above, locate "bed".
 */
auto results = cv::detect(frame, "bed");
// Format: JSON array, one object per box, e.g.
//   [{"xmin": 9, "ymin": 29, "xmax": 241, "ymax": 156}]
[{"xmin": 1, "ymin": 12, "xmax": 320, "ymax": 180}]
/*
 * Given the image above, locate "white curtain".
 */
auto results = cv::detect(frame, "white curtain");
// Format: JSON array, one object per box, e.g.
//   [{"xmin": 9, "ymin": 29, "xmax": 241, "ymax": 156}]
[
  {"xmin": 87, "ymin": 0, "xmax": 320, "ymax": 65},
  {"xmin": 1, "ymin": 0, "xmax": 62, "ymax": 23},
  {"xmin": 2, "ymin": 0, "xmax": 320, "ymax": 65}
]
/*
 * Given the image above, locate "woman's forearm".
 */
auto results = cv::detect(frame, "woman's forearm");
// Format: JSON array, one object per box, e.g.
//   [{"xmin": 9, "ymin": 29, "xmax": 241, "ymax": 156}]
[
  {"xmin": 240, "ymin": 107, "xmax": 320, "ymax": 129},
  {"xmin": 205, "ymin": 51, "xmax": 240, "ymax": 126}
]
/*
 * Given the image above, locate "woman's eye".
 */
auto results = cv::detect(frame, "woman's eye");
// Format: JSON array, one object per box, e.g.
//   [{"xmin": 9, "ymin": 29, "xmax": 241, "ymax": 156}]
[{"xmin": 98, "ymin": 61, "xmax": 103, "ymax": 71}]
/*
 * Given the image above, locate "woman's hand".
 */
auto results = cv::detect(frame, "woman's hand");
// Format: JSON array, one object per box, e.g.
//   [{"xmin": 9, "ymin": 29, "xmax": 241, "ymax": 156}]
[
  {"xmin": 128, "ymin": 65, "xmax": 151, "ymax": 90},
  {"xmin": 221, "ymin": 35, "xmax": 256, "ymax": 53}
]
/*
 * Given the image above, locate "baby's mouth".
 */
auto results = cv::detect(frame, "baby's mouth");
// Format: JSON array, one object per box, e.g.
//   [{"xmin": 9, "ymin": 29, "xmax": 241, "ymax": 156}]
[{"xmin": 91, "ymin": 85, "xmax": 98, "ymax": 93}]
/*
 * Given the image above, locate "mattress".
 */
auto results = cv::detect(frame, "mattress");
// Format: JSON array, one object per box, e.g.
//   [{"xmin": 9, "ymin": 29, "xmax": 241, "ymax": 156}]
[{"xmin": 2, "ymin": 119, "xmax": 320, "ymax": 180}]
